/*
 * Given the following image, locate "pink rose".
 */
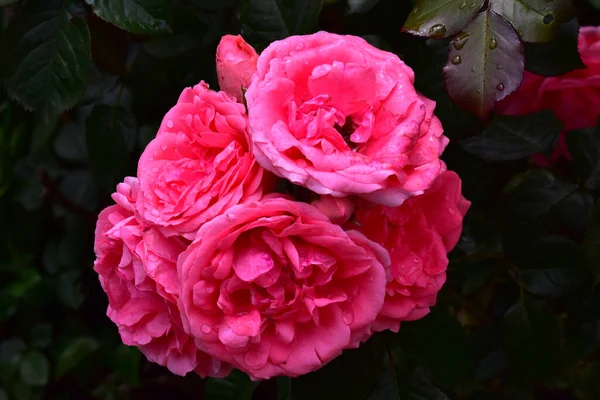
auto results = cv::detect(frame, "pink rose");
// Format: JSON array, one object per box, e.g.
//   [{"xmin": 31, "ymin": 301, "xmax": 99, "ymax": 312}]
[
  {"xmin": 497, "ymin": 26, "xmax": 600, "ymax": 161},
  {"xmin": 177, "ymin": 197, "xmax": 389, "ymax": 379},
  {"xmin": 136, "ymin": 82, "xmax": 270, "ymax": 239},
  {"xmin": 245, "ymin": 31, "xmax": 448, "ymax": 207},
  {"xmin": 347, "ymin": 171, "xmax": 470, "ymax": 332},
  {"xmin": 94, "ymin": 178, "xmax": 231, "ymax": 377},
  {"xmin": 216, "ymin": 35, "xmax": 259, "ymax": 102}
]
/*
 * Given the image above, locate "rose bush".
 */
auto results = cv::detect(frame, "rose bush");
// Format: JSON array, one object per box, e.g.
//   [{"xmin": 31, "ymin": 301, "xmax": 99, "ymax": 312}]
[
  {"xmin": 245, "ymin": 32, "xmax": 448, "ymax": 207},
  {"xmin": 177, "ymin": 197, "xmax": 389, "ymax": 380}
]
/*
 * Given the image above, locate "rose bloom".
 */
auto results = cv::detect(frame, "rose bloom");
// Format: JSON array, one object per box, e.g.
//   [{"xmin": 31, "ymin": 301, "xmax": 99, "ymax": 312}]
[
  {"xmin": 216, "ymin": 34, "xmax": 259, "ymax": 102},
  {"xmin": 177, "ymin": 197, "xmax": 389, "ymax": 379},
  {"xmin": 497, "ymin": 26, "xmax": 600, "ymax": 161},
  {"xmin": 347, "ymin": 171, "xmax": 470, "ymax": 332},
  {"xmin": 136, "ymin": 82, "xmax": 269, "ymax": 239},
  {"xmin": 245, "ymin": 31, "xmax": 448, "ymax": 207},
  {"xmin": 94, "ymin": 177, "xmax": 231, "ymax": 377}
]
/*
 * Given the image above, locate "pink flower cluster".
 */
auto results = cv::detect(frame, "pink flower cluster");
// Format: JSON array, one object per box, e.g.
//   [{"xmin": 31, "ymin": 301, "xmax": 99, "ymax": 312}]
[{"xmin": 93, "ymin": 32, "xmax": 470, "ymax": 380}]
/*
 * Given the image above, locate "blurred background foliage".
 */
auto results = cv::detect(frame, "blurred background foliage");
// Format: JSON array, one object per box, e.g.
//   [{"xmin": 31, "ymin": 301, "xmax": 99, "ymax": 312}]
[{"xmin": 1, "ymin": 0, "xmax": 600, "ymax": 399}]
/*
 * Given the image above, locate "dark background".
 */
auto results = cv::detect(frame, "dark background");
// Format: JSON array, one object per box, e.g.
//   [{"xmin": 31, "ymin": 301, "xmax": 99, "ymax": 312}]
[{"xmin": 1, "ymin": 0, "xmax": 600, "ymax": 399}]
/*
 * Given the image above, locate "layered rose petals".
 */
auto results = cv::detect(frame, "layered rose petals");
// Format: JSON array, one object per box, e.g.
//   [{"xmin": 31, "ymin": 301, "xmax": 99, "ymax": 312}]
[
  {"xmin": 348, "ymin": 171, "xmax": 470, "ymax": 332},
  {"xmin": 245, "ymin": 31, "xmax": 448, "ymax": 207},
  {"xmin": 136, "ymin": 82, "xmax": 269, "ymax": 239},
  {"xmin": 177, "ymin": 197, "xmax": 389, "ymax": 379},
  {"xmin": 94, "ymin": 178, "xmax": 231, "ymax": 377}
]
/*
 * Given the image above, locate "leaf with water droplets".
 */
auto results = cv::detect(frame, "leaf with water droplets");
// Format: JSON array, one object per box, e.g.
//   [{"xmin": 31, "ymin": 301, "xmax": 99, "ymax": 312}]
[
  {"xmin": 444, "ymin": 9, "xmax": 524, "ymax": 119},
  {"xmin": 490, "ymin": 0, "xmax": 575, "ymax": 42},
  {"xmin": 403, "ymin": 0, "xmax": 485, "ymax": 39}
]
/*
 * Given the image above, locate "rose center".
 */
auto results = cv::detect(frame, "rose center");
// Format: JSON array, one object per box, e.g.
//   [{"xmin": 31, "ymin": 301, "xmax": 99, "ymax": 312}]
[{"xmin": 334, "ymin": 116, "xmax": 358, "ymax": 149}]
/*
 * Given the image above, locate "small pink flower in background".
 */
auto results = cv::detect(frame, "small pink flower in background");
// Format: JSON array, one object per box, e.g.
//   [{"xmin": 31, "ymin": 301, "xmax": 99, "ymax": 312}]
[
  {"xmin": 216, "ymin": 35, "xmax": 259, "ymax": 102},
  {"xmin": 94, "ymin": 178, "xmax": 231, "ymax": 377},
  {"xmin": 245, "ymin": 31, "xmax": 448, "ymax": 207},
  {"xmin": 312, "ymin": 195, "xmax": 355, "ymax": 225},
  {"xmin": 177, "ymin": 197, "xmax": 389, "ymax": 380},
  {"xmin": 347, "ymin": 171, "xmax": 470, "ymax": 332},
  {"xmin": 496, "ymin": 26, "xmax": 600, "ymax": 162},
  {"xmin": 136, "ymin": 82, "xmax": 271, "ymax": 239}
]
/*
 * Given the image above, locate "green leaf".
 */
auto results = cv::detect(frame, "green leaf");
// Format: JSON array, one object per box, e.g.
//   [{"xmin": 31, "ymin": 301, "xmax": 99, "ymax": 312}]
[
  {"xmin": 461, "ymin": 110, "xmax": 561, "ymax": 162},
  {"xmin": 551, "ymin": 191, "xmax": 594, "ymax": 233},
  {"xmin": 53, "ymin": 122, "xmax": 87, "ymax": 163},
  {"xmin": 583, "ymin": 202, "xmax": 600, "ymax": 278},
  {"xmin": 502, "ymin": 296, "xmax": 562, "ymax": 380},
  {"xmin": 0, "ymin": 0, "xmax": 18, "ymax": 7},
  {"xmin": 397, "ymin": 373, "xmax": 450, "ymax": 400},
  {"xmin": 0, "ymin": 0, "xmax": 92, "ymax": 114},
  {"xmin": 30, "ymin": 324, "xmax": 53, "ymax": 349},
  {"xmin": 490, "ymin": 0, "xmax": 575, "ymax": 43},
  {"xmin": 57, "ymin": 170, "xmax": 98, "ymax": 213},
  {"xmin": 524, "ymin": 19, "xmax": 585, "ymax": 76},
  {"xmin": 205, "ymin": 370, "xmax": 257, "ymax": 400},
  {"xmin": 443, "ymin": 9, "xmax": 524, "ymax": 119},
  {"xmin": 20, "ymin": 350, "xmax": 49, "ymax": 386},
  {"xmin": 85, "ymin": 0, "xmax": 171, "ymax": 34},
  {"xmin": 239, "ymin": 0, "xmax": 324, "ymax": 50},
  {"xmin": 403, "ymin": 0, "xmax": 485, "ymax": 39},
  {"xmin": 507, "ymin": 170, "xmax": 578, "ymax": 220},
  {"xmin": 566, "ymin": 125, "xmax": 600, "ymax": 190},
  {"xmin": 0, "ymin": 389, "xmax": 7, "ymax": 400},
  {"xmin": 143, "ymin": 34, "xmax": 197, "ymax": 58},
  {"xmin": 514, "ymin": 236, "xmax": 590, "ymax": 297},
  {"xmin": 55, "ymin": 337, "xmax": 100, "ymax": 379},
  {"xmin": 57, "ymin": 270, "xmax": 85, "ymax": 309},
  {"xmin": 277, "ymin": 377, "xmax": 292, "ymax": 400},
  {"xmin": 86, "ymin": 105, "xmax": 134, "ymax": 188},
  {"xmin": 398, "ymin": 307, "xmax": 469, "ymax": 388},
  {"xmin": 113, "ymin": 345, "xmax": 141, "ymax": 385},
  {"xmin": 348, "ymin": 0, "xmax": 381, "ymax": 13}
]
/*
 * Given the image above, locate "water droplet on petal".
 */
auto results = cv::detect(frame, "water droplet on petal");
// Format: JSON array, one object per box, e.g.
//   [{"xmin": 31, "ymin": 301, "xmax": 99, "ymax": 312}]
[
  {"xmin": 452, "ymin": 32, "xmax": 471, "ymax": 50},
  {"xmin": 151, "ymin": 209, "xmax": 159, "ymax": 217},
  {"xmin": 205, "ymin": 286, "xmax": 215, "ymax": 294},
  {"xmin": 448, "ymin": 207, "xmax": 456, "ymax": 215},
  {"xmin": 413, "ymin": 257, "xmax": 420, "ymax": 264},
  {"xmin": 451, "ymin": 55, "xmax": 462, "ymax": 65},
  {"xmin": 201, "ymin": 324, "xmax": 211, "ymax": 334},
  {"xmin": 342, "ymin": 310, "xmax": 354, "ymax": 325},
  {"xmin": 496, "ymin": 83, "xmax": 505, "ymax": 91},
  {"xmin": 160, "ymin": 144, "xmax": 167, "ymax": 151},
  {"xmin": 166, "ymin": 120, "xmax": 174, "ymax": 128},
  {"xmin": 489, "ymin": 37, "xmax": 497, "ymax": 49},
  {"xmin": 152, "ymin": 167, "xmax": 159, "ymax": 173},
  {"xmin": 428, "ymin": 24, "xmax": 447, "ymax": 38}
]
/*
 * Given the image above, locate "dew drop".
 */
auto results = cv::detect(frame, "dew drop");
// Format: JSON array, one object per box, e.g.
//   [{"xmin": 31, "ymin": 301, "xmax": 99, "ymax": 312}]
[
  {"xmin": 471, "ymin": 67, "xmax": 476, "ymax": 73},
  {"xmin": 166, "ymin": 120, "xmax": 174, "ymax": 129},
  {"xmin": 469, "ymin": 2, "xmax": 476, "ymax": 8},
  {"xmin": 342, "ymin": 310, "xmax": 354, "ymax": 325},
  {"xmin": 543, "ymin": 13, "xmax": 554, "ymax": 24},
  {"xmin": 452, "ymin": 32, "xmax": 471, "ymax": 50},
  {"xmin": 412, "ymin": 7, "xmax": 419, "ymax": 14},
  {"xmin": 496, "ymin": 83, "xmax": 505, "ymax": 91},
  {"xmin": 151, "ymin": 209, "xmax": 159, "ymax": 217},
  {"xmin": 161, "ymin": 144, "xmax": 167, "ymax": 151},
  {"xmin": 413, "ymin": 257, "xmax": 420, "ymax": 264},
  {"xmin": 459, "ymin": 2, "xmax": 466, "ymax": 9},
  {"xmin": 201, "ymin": 324, "xmax": 211, "ymax": 334},
  {"xmin": 451, "ymin": 54, "xmax": 462, "ymax": 65},
  {"xmin": 496, "ymin": 64, "xmax": 503, "ymax": 70},
  {"xmin": 489, "ymin": 37, "xmax": 497, "ymax": 49},
  {"xmin": 205, "ymin": 286, "xmax": 215, "ymax": 294},
  {"xmin": 152, "ymin": 167, "xmax": 159, "ymax": 173},
  {"xmin": 428, "ymin": 24, "xmax": 447, "ymax": 38},
  {"xmin": 448, "ymin": 207, "xmax": 456, "ymax": 215}
]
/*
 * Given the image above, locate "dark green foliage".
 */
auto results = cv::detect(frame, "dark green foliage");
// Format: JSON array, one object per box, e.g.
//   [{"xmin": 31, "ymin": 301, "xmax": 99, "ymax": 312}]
[{"xmin": 1, "ymin": 0, "xmax": 599, "ymax": 399}]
